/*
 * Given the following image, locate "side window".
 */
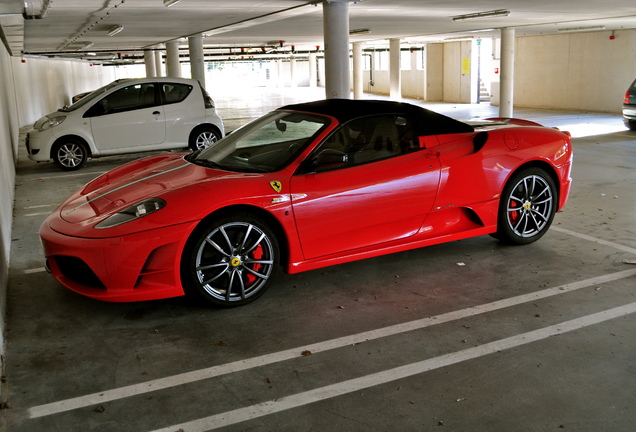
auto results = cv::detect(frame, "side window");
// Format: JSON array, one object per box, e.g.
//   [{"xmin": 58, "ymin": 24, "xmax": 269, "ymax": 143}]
[
  {"xmin": 304, "ymin": 115, "xmax": 418, "ymax": 173},
  {"xmin": 162, "ymin": 83, "xmax": 193, "ymax": 104},
  {"xmin": 85, "ymin": 83, "xmax": 157, "ymax": 117}
]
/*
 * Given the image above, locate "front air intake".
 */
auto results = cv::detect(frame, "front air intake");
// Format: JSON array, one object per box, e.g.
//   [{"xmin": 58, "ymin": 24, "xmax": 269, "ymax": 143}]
[{"xmin": 54, "ymin": 256, "xmax": 106, "ymax": 289}]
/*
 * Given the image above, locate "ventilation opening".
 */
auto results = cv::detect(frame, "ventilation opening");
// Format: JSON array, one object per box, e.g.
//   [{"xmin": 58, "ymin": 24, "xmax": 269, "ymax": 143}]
[{"xmin": 54, "ymin": 256, "xmax": 106, "ymax": 289}]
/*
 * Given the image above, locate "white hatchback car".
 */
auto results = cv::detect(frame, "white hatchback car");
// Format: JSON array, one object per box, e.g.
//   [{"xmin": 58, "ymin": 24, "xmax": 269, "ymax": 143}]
[{"xmin": 26, "ymin": 77, "xmax": 224, "ymax": 170}]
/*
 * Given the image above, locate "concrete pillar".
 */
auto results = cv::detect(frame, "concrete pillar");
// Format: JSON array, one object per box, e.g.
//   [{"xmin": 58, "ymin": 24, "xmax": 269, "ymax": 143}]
[
  {"xmin": 144, "ymin": 49, "xmax": 156, "ymax": 78},
  {"xmin": 188, "ymin": 34, "xmax": 205, "ymax": 87},
  {"xmin": 154, "ymin": 49, "xmax": 163, "ymax": 77},
  {"xmin": 308, "ymin": 52, "xmax": 317, "ymax": 87},
  {"xmin": 277, "ymin": 59, "xmax": 284, "ymax": 87},
  {"xmin": 290, "ymin": 55, "xmax": 297, "ymax": 87},
  {"xmin": 322, "ymin": 0, "xmax": 351, "ymax": 99},
  {"xmin": 166, "ymin": 40, "xmax": 181, "ymax": 77},
  {"xmin": 352, "ymin": 42, "xmax": 363, "ymax": 99},
  {"xmin": 499, "ymin": 28, "xmax": 515, "ymax": 117},
  {"xmin": 389, "ymin": 38, "xmax": 401, "ymax": 100}
]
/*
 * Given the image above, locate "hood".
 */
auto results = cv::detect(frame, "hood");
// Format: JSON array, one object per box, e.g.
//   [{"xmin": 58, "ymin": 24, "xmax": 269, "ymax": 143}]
[{"xmin": 57, "ymin": 154, "xmax": 248, "ymax": 225}]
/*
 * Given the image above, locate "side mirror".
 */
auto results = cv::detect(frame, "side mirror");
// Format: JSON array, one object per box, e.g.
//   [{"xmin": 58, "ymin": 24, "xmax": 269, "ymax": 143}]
[
  {"xmin": 315, "ymin": 149, "xmax": 348, "ymax": 172},
  {"xmin": 299, "ymin": 149, "xmax": 349, "ymax": 174}
]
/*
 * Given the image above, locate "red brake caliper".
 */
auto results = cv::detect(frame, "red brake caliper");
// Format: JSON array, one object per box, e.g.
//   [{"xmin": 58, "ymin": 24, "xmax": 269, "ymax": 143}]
[{"xmin": 245, "ymin": 244, "xmax": 263, "ymax": 285}]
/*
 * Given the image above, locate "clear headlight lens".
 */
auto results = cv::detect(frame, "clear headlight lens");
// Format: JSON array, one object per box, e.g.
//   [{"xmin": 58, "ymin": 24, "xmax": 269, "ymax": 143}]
[
  {"xmin": 38, "ymin": 115, "xmax": 66, "ymax": 131},
  {"xmin": 95, "ymin": 198, "xmax": 166, "ymax": 229}
]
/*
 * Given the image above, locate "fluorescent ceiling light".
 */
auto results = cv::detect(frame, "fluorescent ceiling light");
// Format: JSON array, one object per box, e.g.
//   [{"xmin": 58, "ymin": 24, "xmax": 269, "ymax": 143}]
[
  {"xmin": 558, "ymin": 25, "xmax": 606, "ymax": 33},
  {"xmin": 77, "ymin": 42, "xmax": 94, "ymax": 51},
  {"xmin": 444, "ymin": 36, "xmax": 475, "ymax": 41},
  {"xmin": 107, "ymin": 24, "xmax": 124, "ymax": 36},
  {"xmin": 164, "ymin": 0, "xmax": 181, "ymax": 6},
  {"xmin": 452, "ymin": 9, "xmax": 510, "ymax": 22},
  {"xmin": 350, "ymin": 28, "xmax": 371, "ymax": 35}
]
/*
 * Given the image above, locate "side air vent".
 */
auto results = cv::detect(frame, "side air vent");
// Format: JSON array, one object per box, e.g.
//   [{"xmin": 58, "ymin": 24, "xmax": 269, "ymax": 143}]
[{"xmin": 473, "ymin": 131, "xmax": 489, "ymax": 153}]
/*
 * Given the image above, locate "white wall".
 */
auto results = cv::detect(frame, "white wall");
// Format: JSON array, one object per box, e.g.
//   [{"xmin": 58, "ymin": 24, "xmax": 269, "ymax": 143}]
[
  {"xmin": 515, "ymin": 29, "xmax": 636, "ymax": 112},
  {"xmin": 13, "ymin": 57, "xmax": 118, "ymax": 127},
  {"xmin": 0, "ymin": 44, "xmax": 19, "ymax": 399}
]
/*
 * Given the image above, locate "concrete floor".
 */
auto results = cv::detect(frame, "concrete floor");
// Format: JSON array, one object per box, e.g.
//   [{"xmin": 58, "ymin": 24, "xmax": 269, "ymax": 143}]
[{"xmin": 3, "ymin": 87, "xmax": 636, "ymax": 432}]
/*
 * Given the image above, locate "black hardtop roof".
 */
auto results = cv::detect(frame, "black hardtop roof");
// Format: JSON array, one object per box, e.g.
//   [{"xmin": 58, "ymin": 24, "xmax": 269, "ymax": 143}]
[{"xmin": 279, "ymin": 99, "xmax": 474, "ymax": 135}]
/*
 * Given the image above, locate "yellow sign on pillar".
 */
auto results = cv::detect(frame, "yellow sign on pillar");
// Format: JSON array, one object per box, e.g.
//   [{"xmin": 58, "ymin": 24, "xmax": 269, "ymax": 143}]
[{"xmin": 462, "ymin": 58, "xmax": 470, "ymax": 75}]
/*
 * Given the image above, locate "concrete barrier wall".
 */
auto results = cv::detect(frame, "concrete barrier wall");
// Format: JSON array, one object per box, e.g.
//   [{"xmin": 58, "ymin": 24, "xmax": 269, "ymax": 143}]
[
  {"xmin": 515, "ymin": 30, "xmax": 636, "ymax": 113},
  {"xmin": 0, "ymin": 45, "xmax": 19, "ymax": 397},
  {"xmin": 13, "ymin": 57, "xmax": 117, "ymax": 127}
]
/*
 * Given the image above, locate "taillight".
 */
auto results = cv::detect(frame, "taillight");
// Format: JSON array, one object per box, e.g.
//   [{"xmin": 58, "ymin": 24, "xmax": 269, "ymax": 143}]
[{"xmin": 625, "ymin": 91, "xmax": 631, "ymax": 104}]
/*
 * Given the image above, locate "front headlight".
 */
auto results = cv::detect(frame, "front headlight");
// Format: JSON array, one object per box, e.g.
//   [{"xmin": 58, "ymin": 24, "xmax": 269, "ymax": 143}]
[
  {"xmin": 95, "ymin": 198, "xmax": 166, "ymax": 229},
  {"xmin": 38, "ymin": 115, "xmax": 67, "ymax": 131}
]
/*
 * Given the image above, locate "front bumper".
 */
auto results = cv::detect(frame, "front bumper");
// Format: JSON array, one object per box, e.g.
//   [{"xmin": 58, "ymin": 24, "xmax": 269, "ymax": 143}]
[
  {"xmin": 26, "ymin": 128, "xmax": 54, "ymax": 162},
  {"xmin": 39, "ymin": 220, "xmax": 198, "ymax": 302}
]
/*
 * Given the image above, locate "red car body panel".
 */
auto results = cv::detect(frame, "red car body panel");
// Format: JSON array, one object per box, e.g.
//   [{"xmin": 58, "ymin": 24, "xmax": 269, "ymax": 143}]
[{"xmin": 39, "ymin": 100, "xmax": 573, "ymax": 302}]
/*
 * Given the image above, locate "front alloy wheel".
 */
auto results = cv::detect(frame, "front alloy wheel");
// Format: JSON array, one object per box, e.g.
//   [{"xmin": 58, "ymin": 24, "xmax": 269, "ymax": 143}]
[
  {"xmin": 497, "ymin": 168, "xmax": 557, "ymax": 245},
  {"xmin": 183, "ymin": 214, "xmax": 279, "ymax": 307}
]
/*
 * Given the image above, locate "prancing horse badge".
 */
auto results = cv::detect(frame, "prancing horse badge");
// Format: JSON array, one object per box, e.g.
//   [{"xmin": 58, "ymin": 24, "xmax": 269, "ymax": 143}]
[{"xmin": 269, "ymin": 181, "xmax": 282, "ymax": 193}]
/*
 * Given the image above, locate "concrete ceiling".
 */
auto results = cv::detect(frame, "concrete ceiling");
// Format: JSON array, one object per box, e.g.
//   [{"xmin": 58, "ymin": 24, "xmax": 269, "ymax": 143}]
[{"xmin": 2, "ymin": 0, "xmax": 636, "ymax": 62}]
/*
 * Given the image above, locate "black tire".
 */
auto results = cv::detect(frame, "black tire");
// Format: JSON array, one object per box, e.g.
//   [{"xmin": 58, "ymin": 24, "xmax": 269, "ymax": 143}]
[
  {"xmin": 189, "ymin": 125, "xmax": 221, "ymax": 151},
  {"xmin": 496, "ymin": 168, "xmax": 557, "ymax": 245},
  {"xmin": 52, "ymin": 138, "xmax": 88, "ymax": 171},
  {"xmin": 181, "ymin": 213, "xmax": 279, "ymax": 307}
]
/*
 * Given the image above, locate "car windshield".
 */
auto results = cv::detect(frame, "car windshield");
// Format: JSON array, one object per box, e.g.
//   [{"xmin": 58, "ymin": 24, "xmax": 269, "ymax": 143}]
[
  {"xmin": 190, "ymin": 110, "xmax": 331, "ymax": 173},
  {"xmin": 60, "ymin": 80, "xmax": 130, "ymax": 112}
]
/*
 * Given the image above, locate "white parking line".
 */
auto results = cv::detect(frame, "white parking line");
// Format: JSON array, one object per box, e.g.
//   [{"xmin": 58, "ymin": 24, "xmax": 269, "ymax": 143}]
[
  {"xmin": 552, "ymin": 226, "xmax": 636, "ymax": 255},
  {"xmin": 150, "ymin": 301, "xmax": 636, "ymax": 432},
  {"xmin": 25, "ymin": 212, "xmax": 52, "ymax": 217},
  {"xmin": 24, "ymin": 268, "xmax": 46, "ymax": 274},
  {"xmin": 27, "ymin": 268, "xmax": 636, "ymax": 419}
]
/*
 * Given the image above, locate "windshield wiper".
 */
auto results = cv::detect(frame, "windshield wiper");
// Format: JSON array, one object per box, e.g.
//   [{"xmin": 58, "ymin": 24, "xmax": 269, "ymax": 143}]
[{"xmin": 193, "ymin": 159, "xmax": 225, "ymax": 170}]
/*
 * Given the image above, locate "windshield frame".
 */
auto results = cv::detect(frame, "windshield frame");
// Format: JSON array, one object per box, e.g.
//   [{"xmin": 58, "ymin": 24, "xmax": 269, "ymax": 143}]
[{"xmin": 190, "ymin": 110, "xmax": 332, "ymax": 173}]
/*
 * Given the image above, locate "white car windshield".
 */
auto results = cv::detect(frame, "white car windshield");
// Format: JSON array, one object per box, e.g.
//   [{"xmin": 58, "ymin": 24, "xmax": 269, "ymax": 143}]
[
  {"xmin": 61, "ymin": 80, "xmax": 131, "ymax": 112},
  {"xmin": 190, "ymin": 111, "xmax": 330, "ymax": 173}
]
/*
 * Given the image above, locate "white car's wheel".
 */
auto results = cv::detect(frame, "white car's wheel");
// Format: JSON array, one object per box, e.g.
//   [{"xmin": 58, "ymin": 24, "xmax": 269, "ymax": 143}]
[{"xmin": 52, "ymin": 138, "xmax": 88, "ymax": 171}]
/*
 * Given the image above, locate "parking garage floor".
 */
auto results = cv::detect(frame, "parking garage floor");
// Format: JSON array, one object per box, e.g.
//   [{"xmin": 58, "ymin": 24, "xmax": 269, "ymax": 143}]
[{"xmin": 3, "ymin": 87, "xmax": 636, "ymax": 432}]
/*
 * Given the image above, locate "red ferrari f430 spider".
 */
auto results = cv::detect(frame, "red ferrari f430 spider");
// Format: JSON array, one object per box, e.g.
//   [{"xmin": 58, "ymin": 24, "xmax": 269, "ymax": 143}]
[{"xmin": 40, "ymin": 99, "xmax": 573, "ymax": 306}]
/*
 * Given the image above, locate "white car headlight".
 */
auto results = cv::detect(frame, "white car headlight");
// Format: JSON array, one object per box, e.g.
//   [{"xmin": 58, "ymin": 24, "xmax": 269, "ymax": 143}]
[
  {"xmin": 95, "ymin": 198, "xmax": 166, "ymax": 229},
  {"xmin": 38, "ymin": 115, "xmax": 67, "ymax": 131}
]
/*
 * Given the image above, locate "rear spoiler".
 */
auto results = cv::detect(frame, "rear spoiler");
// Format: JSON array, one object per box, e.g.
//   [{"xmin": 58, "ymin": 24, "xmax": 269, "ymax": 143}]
[
  {"xmin": 484, "ymin": 117, "xmax": 571, "ymax": 138},
  {"xmin": 484, "ymin": 117, "xmax": 544, "ymax": 127}
]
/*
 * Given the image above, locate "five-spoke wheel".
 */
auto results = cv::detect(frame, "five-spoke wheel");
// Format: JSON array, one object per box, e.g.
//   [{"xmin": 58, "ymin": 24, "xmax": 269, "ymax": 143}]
[
  {"xmin": 182, "ymin": 214, "xmax": 279, "ymax": 307},
  {"xmin": 497, "ymin": 168, "xmax": 557, "ymax": 244}
]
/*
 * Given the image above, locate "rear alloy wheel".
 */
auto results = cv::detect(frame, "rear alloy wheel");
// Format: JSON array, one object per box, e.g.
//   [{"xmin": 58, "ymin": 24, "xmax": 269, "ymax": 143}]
[
  {"xmin": 182, "ymin": 214, "xmax": 279, "ymax": 307},
  {"xmin": 52, "ymin": 139, "xmax": 88, "ymax": 171},
  {"xmin": 190, "ymin": 126, "xmax": 221, "ymax": 151},
  {"xmin": 496, "ymin": 168, "xmax": 557, "ymax": 245}
]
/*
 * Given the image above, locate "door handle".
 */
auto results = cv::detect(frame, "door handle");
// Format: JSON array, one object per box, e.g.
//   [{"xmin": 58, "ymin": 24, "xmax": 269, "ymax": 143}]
[{"xmin": 152, "ymin": 111, "xmax": 160, "ymax": 115}]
